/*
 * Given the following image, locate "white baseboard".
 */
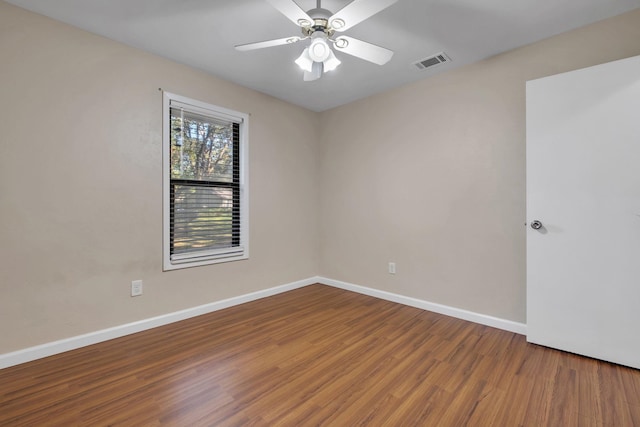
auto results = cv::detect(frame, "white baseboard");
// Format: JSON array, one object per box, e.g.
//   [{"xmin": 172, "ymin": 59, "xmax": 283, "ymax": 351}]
[
  {"xmin": 0, "ymin": 275, "xmax": 525, "ymax": 370},
  {"xmin": 0, "ymin": 277, "xmax": 316, "ymax": 370},
  {"xmin": 317, "ymin": 277, "xmax": 527, "ymax": 335}
]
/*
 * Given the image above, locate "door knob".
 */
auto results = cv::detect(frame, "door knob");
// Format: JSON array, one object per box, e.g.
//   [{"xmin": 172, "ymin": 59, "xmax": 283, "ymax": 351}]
[{"xmin": 530, "ymin": 220, "xmax": 543, "ymax": 230}]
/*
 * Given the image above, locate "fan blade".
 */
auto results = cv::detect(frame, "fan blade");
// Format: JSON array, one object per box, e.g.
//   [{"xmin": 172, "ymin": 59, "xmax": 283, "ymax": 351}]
[
  {"xmin": 235, "ymin": 36, "xmax": 302, "ymax": 51},
  {"xmin": 266, "ymin": 0, "xmax": 313, "ymax": 27},
  {"xmin": 333, "ymin": 36, "xmax": 393, "ymax": 65},
  {"xmin": 329, "ymin": 0, "xmax": 399, "ymax": 32},
  {"xmin": 304, "ymin": 62, "xmax": 323, "ymax": 82}
]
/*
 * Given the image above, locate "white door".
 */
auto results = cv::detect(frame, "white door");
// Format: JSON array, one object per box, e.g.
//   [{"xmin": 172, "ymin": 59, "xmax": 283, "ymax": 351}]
[{"xmin": 526, "ymin": 54, "xmax": 640, "ymax": 369}]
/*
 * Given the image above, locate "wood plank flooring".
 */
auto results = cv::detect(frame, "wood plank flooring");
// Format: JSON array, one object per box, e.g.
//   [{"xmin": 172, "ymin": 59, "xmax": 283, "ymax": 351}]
[{"xmin": 1, "ymin": 284, "xmax": 639, "ymax": 426}]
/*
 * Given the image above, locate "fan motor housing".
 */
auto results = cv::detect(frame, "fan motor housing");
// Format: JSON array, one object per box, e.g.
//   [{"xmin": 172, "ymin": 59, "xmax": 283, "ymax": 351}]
[
  {"xmin": 299, "ymin": 7, "xmax": 336, "ymax": 37},
  {"xmin": 301, "ymin": 18, "xmax": 335, "ymax": 37},
  {"xmin": 307, "ymin": 7, "xmax": 332, "ymax": 20}
]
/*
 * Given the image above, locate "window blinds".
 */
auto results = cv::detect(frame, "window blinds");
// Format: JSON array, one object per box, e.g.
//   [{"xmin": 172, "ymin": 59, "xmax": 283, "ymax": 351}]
[{"xmin": 168, "ymin": 101, "xmax": 243, "ymax": 264}]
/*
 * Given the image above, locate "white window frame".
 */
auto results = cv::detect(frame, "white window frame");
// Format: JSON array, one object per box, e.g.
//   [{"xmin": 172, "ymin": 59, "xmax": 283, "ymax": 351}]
[{"xmin": 162, "ymin": 92, "xmax": 249, "ymax": 270}]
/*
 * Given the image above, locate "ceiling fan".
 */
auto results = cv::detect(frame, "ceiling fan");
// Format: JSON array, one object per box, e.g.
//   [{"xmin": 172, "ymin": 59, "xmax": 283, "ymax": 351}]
[{"xmin": 235, "ymin": 0, "xmax": 398, "ymax": 81}]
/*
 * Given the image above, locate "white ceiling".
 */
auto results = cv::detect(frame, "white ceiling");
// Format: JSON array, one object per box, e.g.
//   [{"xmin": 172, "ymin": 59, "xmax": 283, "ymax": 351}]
[{"xmin": 6, "ymin": 0, "xmax": 640, "ymax": 111}]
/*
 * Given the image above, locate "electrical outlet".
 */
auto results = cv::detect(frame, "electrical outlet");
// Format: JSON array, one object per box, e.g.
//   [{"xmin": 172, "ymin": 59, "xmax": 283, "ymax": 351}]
[
  {"xmin": 131, "ymin": 280, "xmax": 143, "ymax": 297},
  {"xmin": 388, "ymin": 262, "xmax": 396, "ymax": 274}
]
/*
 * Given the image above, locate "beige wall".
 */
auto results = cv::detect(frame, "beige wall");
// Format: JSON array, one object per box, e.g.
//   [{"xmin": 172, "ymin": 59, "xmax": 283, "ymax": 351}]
[
  {"xmin": 0, "ymin": 1, "xmax": 320, "ymax": 353},
  {"xmin": 2, "ymin": 0, "xmax": 640, "ymax": 355},
  {"xmin": 319, "ymin": 9, "xmax": 640, "ymax": 323}
]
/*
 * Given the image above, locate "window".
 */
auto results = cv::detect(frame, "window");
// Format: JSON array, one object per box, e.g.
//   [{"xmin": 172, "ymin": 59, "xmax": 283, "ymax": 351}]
[{"xmin": 163, "ymin": 92, "xmax": 248, "ymax": 270}]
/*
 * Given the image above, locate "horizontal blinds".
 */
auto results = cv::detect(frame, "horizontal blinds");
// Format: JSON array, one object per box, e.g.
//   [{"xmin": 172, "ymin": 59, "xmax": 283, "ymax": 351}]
[
  {"xmin": 169, "ymin": 113, "xmax": 242, "ymax": 263},
  {"xmin": 170, "ymin": 100, "xmax": 244, "ymax": 124},
  {"xmin": 169, "ymin": 107, "xmax": 232, "ymax": 128}
]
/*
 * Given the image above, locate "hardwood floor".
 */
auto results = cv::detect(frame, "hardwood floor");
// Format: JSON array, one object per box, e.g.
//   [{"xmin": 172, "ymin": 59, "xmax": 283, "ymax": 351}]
[{"xmin": 1, "ymin": 284, "xmax": 639, "ymax": 426}]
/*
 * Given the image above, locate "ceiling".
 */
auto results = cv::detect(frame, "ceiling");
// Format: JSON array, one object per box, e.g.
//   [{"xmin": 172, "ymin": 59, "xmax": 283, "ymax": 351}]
[{"xmin": 6, "ymin": 0, "xmax": 640, "ymax": 111}]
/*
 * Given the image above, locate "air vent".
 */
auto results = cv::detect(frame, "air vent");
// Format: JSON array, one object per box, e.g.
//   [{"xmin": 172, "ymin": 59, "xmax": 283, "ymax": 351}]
[{"xmin": 414, "ymin": 52, "xmax": 451, "ymax": 70}]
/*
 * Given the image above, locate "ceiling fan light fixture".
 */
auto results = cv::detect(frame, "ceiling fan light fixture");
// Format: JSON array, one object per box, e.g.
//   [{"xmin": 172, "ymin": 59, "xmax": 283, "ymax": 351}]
[
  {"xmin": 323, "ymin": 49, "xmax": 341, "ymax": 72},
  {"xmin": 295, "ymin": 47, "xmax": 314, "ymax": 72},
  {"xmin": 235, "ymin": 0, "xmax": 399, "ymax": 83},
  {"xmin": 308, "ymin": 37, "xmax": 331, "ymax": 62}
]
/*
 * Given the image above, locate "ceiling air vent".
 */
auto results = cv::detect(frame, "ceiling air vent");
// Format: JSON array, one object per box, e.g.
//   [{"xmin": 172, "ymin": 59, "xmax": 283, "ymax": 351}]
[{"xmin": 414, "ymin": 52, "xmax": 451, "ymax": 70}]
